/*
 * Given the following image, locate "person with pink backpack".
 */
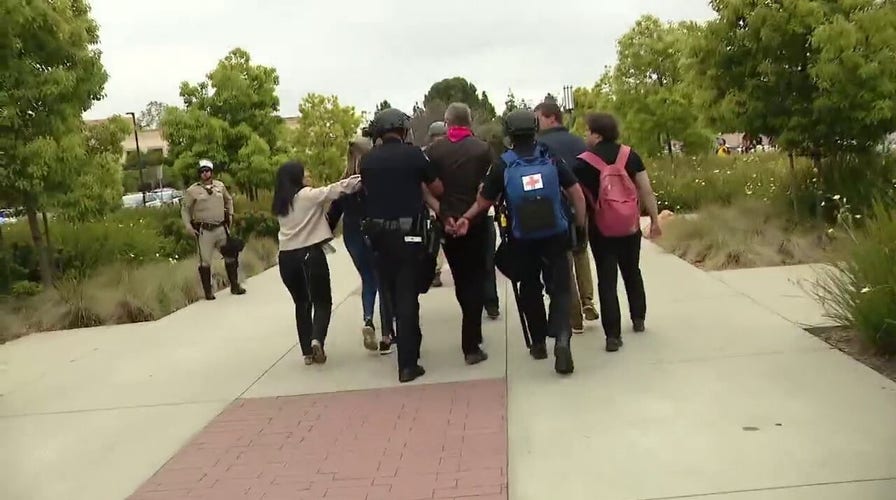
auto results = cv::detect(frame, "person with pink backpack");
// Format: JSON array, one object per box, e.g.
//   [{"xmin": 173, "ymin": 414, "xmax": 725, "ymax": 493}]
[{"xmin": 573, "ymin": 113, "xmax": 662, "ymax": 352}]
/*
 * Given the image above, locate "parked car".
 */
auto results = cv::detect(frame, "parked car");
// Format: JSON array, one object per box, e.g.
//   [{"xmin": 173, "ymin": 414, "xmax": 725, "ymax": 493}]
[
  {"xmin": 122, "ymin": 192, "xmax": 164, "ymax": 208},
  {"xmin": 0, "ymin": 208, "xmax": 18, "ymax": 225},
  {"xmin": 151, "ymin": 188, "xmax": 183, "ymax": 205}
]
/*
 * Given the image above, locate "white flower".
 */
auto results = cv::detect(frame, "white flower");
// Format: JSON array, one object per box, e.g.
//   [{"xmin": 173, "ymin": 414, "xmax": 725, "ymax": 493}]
[
  {"xmin": 833, "ymin": 195, "xmax": 842, "ymax": 201},
  {"xmin": 860, "ymin": 286, "xmax": 872, "ymax": 294}
]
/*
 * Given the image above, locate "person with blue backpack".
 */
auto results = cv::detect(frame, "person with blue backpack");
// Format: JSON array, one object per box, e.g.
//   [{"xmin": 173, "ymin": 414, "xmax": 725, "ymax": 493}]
[{"xmin": 450, "ymin": 109, "xmax": 587, "ymax": 375}]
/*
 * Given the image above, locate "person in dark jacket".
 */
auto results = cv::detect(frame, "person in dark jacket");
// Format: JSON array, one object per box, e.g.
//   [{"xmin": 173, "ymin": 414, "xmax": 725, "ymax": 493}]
[
  {"xmin": 327, "ymin": 137, "xmax": 395, "ymax": 355},
  {"xmin": 535, "ymin": 101, "xmax": 600, "ymax": 334}
]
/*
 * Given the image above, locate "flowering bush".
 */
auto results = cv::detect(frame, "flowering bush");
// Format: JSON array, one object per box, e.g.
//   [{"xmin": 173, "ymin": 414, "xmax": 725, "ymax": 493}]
[
  {"xmin": 810, "ymin": 201, "xmax": 896, "ymax": 355},
  {"xmin": 647, "ymin": 151, "xmax": 895, "ymax": 219}
]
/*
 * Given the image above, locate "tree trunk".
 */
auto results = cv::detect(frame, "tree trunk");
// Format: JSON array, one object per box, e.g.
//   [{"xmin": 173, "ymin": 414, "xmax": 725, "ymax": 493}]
[
  {"xmin": 42, "ymin": 211, "xmax": 52, "ymax": 256},
  {"xmin": 812, "ymin": 154, "xmax": 824, "ymax": 222},
  {"xmin": 788, "ymin": 153, "xmax": 799, "ymax": 218},
  {"xmin": 665, "ymin": 132, "xmax": 674, "ymax": 161},
  {"xmin": 26, "ymin": 205, "xmax": 53, "ymax": 287}
]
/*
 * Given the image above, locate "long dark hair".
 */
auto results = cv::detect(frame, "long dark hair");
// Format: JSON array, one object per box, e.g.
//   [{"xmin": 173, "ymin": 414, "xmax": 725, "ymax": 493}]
[{"xmin": 271, "ymin": 160, "xmax": 306, "ymax": 217}]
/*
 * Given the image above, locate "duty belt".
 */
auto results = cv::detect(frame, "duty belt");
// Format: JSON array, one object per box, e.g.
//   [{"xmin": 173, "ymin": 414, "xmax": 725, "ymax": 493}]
[
  {"xmin": 363, "ymin": 218, "xmax": 416, "ymax": 233},
  {"xmin": 196, "ymin": 222, "xmax": 223, "ymax": 231}
]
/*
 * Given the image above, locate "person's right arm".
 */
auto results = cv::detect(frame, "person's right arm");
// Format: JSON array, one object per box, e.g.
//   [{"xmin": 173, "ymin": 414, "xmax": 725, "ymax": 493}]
[
  {"xmin": 180, "ymin": 187, "xmax": 197, "ymax": 235},
  {"xmin": 301, "ymin": 175, "xmax": 362, "ymax": 204}
]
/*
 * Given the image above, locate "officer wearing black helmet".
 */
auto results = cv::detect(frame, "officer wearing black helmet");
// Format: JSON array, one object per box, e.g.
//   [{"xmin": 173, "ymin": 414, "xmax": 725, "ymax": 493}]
[
  {"xmin": 452, "ymin": 109, "xmax": 586, "ymax": 375},
  {"xmin": 360, "ymin": 107, "xmax": 444, "ymax": 383}
]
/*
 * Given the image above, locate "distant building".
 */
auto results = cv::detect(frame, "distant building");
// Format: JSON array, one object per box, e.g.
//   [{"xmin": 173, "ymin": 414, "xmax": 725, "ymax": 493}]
[{"xmin": 86, "ymin": 115, "xmax": 302, "ymax": 163}]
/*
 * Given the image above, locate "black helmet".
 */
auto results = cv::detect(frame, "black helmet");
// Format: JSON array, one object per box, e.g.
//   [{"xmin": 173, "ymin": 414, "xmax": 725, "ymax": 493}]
[
  {"xmin": 503, "ymin": 109, "xmax": 538, "ymax": 137},
  {"xmin": 371, "ymin": 107, "xmax": 411, "ymax": 137}
]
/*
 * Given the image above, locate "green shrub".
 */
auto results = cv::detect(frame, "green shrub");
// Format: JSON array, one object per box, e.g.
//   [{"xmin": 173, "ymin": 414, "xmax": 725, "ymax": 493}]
[
  {"xmin": 10, "ymin": 281, "xmax": 42, "ymax": 298},
  {"xmin": 649, "ymin": 152, "xmax": 812, "ymax": 213},
  {"xmin": 0, "ymin": 201, "xmax": 278, "ymax": 290},
  {"xmin": 648, "ymin": 151, "xmax": 895, "ymax": 220},
  {"xmin": 810, "ymin": 201, "xmax": 896, "ymax": 355}
]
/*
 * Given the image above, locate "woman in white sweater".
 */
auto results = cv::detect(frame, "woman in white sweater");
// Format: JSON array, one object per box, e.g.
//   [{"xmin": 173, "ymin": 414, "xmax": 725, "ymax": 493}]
[{"xmin": 272, "ymin": 160, "xmax": 362, "ymax": 365}]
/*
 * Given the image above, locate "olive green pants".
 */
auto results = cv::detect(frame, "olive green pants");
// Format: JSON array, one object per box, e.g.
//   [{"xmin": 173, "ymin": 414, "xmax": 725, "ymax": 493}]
[
  {"xmin": 569, "ymin": 246, "xmax": 596, "ymax": 330},
  {"xmin": 197, "ymin": 226, "xmax": 228, "ymax": 266}
]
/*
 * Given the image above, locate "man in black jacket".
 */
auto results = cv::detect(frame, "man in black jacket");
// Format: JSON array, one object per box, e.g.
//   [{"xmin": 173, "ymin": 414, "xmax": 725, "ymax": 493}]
[{"xmin": 535, "ymin": 101, "xmax": 600, "ymax": 335}]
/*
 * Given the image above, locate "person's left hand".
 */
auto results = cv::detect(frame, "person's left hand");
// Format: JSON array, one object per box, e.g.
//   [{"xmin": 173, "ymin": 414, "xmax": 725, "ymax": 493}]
[
  {"xmin": 646, "ymin": 220, "xmax": 662, "ymax": 239},
  {"xmin": 443, "ymin": 217, "xmax": 457, "ymax": 236},
  {"xmin": 453, "ymin": 217, "xmax": 470, "ymax": 237}
]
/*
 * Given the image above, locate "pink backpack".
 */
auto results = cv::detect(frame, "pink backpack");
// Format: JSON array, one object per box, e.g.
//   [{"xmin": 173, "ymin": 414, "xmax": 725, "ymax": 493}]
[{"xmin": 577, "ymin": 146, "xmax": 640, "ymax": 237}]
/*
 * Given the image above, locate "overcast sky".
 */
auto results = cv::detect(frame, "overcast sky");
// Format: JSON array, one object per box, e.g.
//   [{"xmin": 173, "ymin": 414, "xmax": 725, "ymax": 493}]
[{"xmin": 84, "ymin": 0, "xmax": 715, "ymax": 120}]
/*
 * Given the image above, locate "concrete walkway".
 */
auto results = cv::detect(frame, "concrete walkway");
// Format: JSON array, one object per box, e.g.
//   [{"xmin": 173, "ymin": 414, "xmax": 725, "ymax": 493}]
[{"xmin": 1, "ymin": 239, "xmax": 894, "ymax": 500}]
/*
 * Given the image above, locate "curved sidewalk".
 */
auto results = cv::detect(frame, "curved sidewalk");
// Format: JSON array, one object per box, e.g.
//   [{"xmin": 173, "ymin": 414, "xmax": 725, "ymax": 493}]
[{"xmin": 1, "ymin": 239, "xmax": 894, "ymax": 500}]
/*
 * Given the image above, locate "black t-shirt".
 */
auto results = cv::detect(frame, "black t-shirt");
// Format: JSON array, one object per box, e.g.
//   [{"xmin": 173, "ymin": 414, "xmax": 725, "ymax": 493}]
[
  {"xmin": 426, "ymin": 136, "xmax": 493, "ymax": 220},
  {"xmin": 571, "ymin": 141, "xmax": 645, "ymax": 205},
  {"xmin": 360, "ymin": 137, "xmax": 438, "ymax": 219},
  {"xmin": 481, "ymin": 143, "xmax": 579, "ymax": 202}
]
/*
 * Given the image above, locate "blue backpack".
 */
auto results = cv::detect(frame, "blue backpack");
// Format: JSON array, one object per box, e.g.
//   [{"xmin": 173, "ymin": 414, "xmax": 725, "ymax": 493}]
[{"xmin": 501, "ymin": 146, "xmax": 569, "ymax": 240}]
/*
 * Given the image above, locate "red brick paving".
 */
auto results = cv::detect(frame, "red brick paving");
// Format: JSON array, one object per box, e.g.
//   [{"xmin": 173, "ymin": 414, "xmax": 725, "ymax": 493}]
[{"xmin": 130, "ymin": 379, "xmax": 507, "ymax": 500}]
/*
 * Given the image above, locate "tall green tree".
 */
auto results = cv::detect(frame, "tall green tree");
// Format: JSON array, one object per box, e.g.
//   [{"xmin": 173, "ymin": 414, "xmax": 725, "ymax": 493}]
[
  {"xmin": 424, "ymin": 77, "xmax": 497, "ymax": 123},
  {"xmin": 53, "ymin": 117, "xmax": 131, "ymax": 223},
  {"xmin": 0, "ymin": 0, "xmax": 109, "ymax": 285},
  {"xmin": 136, "ymin": 100, "xmax": 168, "ymax": 130},
  {"xmin": 410, "ymin": 100, "xmax": 448, "ymax": 147},
  {"xmin": 503, "ymin": 90, "xmax": 519, "ymax": 117},
  {"xmin": 285, "ymin": 93, "xmax": 362, "ymax": 184},
  {"xmin": 610, "ymin": 15, "xmax": 711, "ymax": 157},
  {"xmin": 161, "ymin": 48, "xmax": 282, "ymax": 198},
  {"xmin": 570, "ymin": 71, "xmax": 616, "ymax": 136},
  {"xmin": 693, "ymin": 0, "xmax": 896, "ymax": 159}
]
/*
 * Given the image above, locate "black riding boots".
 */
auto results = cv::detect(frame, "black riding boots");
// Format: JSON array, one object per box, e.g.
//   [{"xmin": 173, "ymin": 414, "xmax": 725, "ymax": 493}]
[
  {"xmin": 199, "ymin": 266, "xmax": 216, "ymax": 301},
  {"xmin": 225, "ymin": 260, "xmax": 247, "ymax": 295}
]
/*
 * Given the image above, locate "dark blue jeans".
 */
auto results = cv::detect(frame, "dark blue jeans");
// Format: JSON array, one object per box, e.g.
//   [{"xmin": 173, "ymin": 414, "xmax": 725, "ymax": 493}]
[
  {"xmin": 484, "ymin": 215, "xmax": 499, "ymax": 309},
  {"xmin": 344, "ymin": 225, "xmax": 395, "ymax": 335}
]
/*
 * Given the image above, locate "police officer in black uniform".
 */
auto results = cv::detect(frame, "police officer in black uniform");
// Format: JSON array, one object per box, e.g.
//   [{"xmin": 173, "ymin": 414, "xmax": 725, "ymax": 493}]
[{"xmin": 360, "ymin": 108, "xmax": 444, "ymax": 383}]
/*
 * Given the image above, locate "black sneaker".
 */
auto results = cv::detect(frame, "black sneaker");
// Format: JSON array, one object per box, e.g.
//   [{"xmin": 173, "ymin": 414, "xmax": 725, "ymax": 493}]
[
  {"xmin": 362, "ymin": 319, "xmax": 377, "ymax": 351},
  {"xmin": 485, "ymin": 305, "xmax": 500, "ymax": 319},
  {"xmin": 529, "ymin": 344, "xmax": 548, "ymax": 360},
  {"xmin": 633, "ymin": 320, "xmax": 646, "ymax": 333},
  {"xmin": 606, "ymin": 337, "xmax": 623, "ymax": 352},
  {"xmin": 399, "ymin": 365, "xmax": 425, "ymax": 383},
  {"xmin": 554, "ymin": 344, "xmax": 574, "ymax": 375},
  {"xmin": 464, "ymin": 349, "xmax": 489, "ymax": 365},
  {"xmin": 379, "ymin": 335, "xmax": 394, "ymax": 355}
]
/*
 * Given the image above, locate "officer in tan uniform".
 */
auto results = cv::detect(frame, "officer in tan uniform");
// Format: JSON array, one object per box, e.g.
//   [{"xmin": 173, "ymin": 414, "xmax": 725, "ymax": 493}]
[{"xmin": 181, "ymin": 159, "xmax": 247, "ymax": 300}]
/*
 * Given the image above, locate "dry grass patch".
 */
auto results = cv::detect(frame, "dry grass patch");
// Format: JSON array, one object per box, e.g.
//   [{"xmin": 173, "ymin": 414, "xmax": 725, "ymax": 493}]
[
  {"xmin": 0, "ymin": 237, "xmax": 278, "ymax": 343},
  {"xmin": 656, "ymin": 200, "xmax": 843, "ymax": 270}
]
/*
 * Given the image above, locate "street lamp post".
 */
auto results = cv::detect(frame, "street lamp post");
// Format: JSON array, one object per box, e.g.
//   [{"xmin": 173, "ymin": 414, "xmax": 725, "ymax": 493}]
[
  {"xmin": 125, "ymin": 112, "xmax": 146, "ymax": 205},
  {"xmin": 561, "ymin": 85, "xmax": 576, "ymax": 129}
]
